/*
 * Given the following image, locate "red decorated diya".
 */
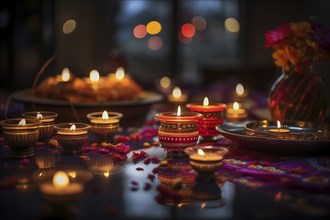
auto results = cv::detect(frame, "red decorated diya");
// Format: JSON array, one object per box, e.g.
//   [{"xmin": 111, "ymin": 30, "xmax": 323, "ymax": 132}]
[
  {"xmin": 155, "ymin": 106, "xmax": 202, "ymax": 157},
  {"xmin": 186, "ymin": 97, "xmax": 226, "ymax": 141}
]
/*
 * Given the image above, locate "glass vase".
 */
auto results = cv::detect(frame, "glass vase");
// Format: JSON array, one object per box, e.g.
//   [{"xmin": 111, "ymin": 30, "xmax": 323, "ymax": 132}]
[{"xmin": 268, "ymin": 66, "xmax": 327, "ymax": 123}]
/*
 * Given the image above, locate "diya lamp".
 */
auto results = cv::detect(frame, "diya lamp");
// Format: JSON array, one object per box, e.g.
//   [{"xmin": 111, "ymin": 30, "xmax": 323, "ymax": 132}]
[
  {"xmin": 155, "ymin": 106, "xmax": 202, "ymax": 157},
  {"xmin": 225, "ymin": 101, "xmax": 248, "ymax": 122},
  {"xmin": 22, "ymin": 111, "xmax": 58, "ymax": 142},
  {"xmin": 86, "ymin": 110, "xmax": 123, "ymax": 142},
  {"xmin": 268, "ymin": 120, "xmax": 290, "ymax": 133},
  {"xmin": 184, "ymin": 146, "xmax": 228, "ymax": 181},
  {"xmin": 38, "ymin": 170, "xmax": 84, "ymax": 219},
  {"xmin": 167, "ymin": 86, "xmax": 188, "ymax": 106},
  {"xmin": 0, "ymin": 118, "xmax": 40, "ymax": 158},
  {"xmin": 186, "ymin": 97, "xmax": 226, "ymax": 142},
  {"xmin": 54, "ymin": 123, "xmax": 91, "ymax": 155},
  {"xmin": 88, "ymin": 156, "xmax": 118, "ymax": 178}
]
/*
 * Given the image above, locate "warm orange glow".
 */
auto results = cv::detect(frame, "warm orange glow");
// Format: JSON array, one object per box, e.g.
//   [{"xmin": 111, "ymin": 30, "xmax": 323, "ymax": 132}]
[
  {"xmin": 53, "ymin": 171, "xmax": 69, "ymax": 189},
  {"xmin": 181, "ymin": 23, "xmax": 196, "ymax": 38},
  {"xmin": 37, "ymin": 112, "xmax": 43, "ymax": 119},
  {"xmin": 70, "ymin": 124, "xmax": 76, "ymax": 131},
  {"xmin": 63, "ymin": 19, "xmax": 76, "ymax": 34},
  {"xmin": 18, "ymin": 119, "xmax": 26, "ymax": 126},
  {"xmin": 277, "ymin": 120, "xmax": 281, "ymax": 129},
  {"xmin": 68, "ymin": 171, "xmax": 76, "ymax": 178},
  {"xmin": 115, "ymin": 67, "xmax": 125, "ymax": 81},
  {"xmin": 203, "ymin": 97, "xmax": 209, "ymax": 106},
  {"xmin": 233, "ymin": 102, "xmax": 239, "ymax": 110},
  {"xmin": 172, "ymin": 87, "xmax": 182, "ymax": 98},
  {"xmin": 102, "ymin": 111, "xmax": 109, "ymax": 119},
  {"xmin": 104, "ymin": 172, "xmax": 110, "ymax": 178},
  {"xmin": 236, "ymin": 83, "xmax": 244, "ymax": 95},
  {"xmin": 177, "ymin": 105, "xmax": 181, "ymax": 117},
  {"xmin": 89, "ymin": 70, "xmax": 100, "ymax": 83},
  {"xmin": 146, "ymin": 21, "xmax": 162, "ymax": 35},
  {"xmin": 61, "ymin": 68, "xmax": 70, "ymax": 82},
  {"xmin": 225, "ymin": 17, "xmax": 240, "ymax": 33},
  {"xmin": 148, "ymin": 36, "xmax": 163, "ymax": 51},
  {"xmin": 198, "ymin": 149, "xmax": 205, "ymax": 156},
  {"xmin": 133, "ymin": 24, "xmax": 147, "ymax": 38},
  {"xmin": 160, "ymin": 76, "xmax": 171, "ymax": 89}
]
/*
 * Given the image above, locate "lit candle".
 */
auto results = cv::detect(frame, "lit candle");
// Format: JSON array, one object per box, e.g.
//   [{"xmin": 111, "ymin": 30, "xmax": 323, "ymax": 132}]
[
  {"xmin": 54, "ymin": 123, "xmax": 91, "ymax": 155},
  {"xmin": 185, "ymin": 146, "xmax": 228, "ymax": 180},
  {"xmin": 39, "ymin": 171, "xmax": 84, "ymax": 197},
  {"xmin": 186, "ymin": 97, "xmax": 226, "ymax": 141},
  {"xmin": 167, "ymin": 86, "xmax": 188, "ymax": 103},
  {"xmin": 0, "ymin": 118, "xmax": 40, "ymax": 158},
  {"xmin": 61, "ymin": 67, "xmax": 71, "ymax": 82},
  {"xmin": 89, "ymin": 69, "xmax": 100, "ymax": 90},
  {"xmin": 269, "ymin": 120, "xmax": 290, "ymax": 133},
  {"xmin": 87, "ymin": 110, "xmax": 123, "ymax": 142},
  {"xmin": 115, "ymin": 67, "xmax": 125, "ymax": 81},
  {"xmin": 225, "ymin": 101, "xmax": 247, "ymax": 121},
  {"xmin": 155, "ymin": 106, "xmax": 202, "ymax": 157},
  {"xmin": 22, "ymin": 111, "xmax": 58, "ymax": 142}
]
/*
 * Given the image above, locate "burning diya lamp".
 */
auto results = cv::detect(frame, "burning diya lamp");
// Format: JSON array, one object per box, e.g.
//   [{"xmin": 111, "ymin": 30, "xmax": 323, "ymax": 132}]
[
  {"xmin": 38, "ymin": 170, "xmax": 84, "ymax": 219},
  {"xmin": 0, "ymin": 118, "xmax": 40, "ymax": 158},
  {"xmin": 155, "ymin": 106, "xmax": 202, "ymax": 157},
  {"xmin": 186, "ymin": 97, "xmax": 226, "ymax": 142},
  {"xmin": 54, "ymin": 123, "xmax": 91, "ymax": 155},
  {"xmin": 184, "ymin": 146, "xmax": 228, "ymax": 181},
  {"xmin": 225, "ymin": 101, "xmax": 247, "ymax": 122},
  {"xmin": 22, "ymin": 111, "xmax": 58, "ymax": 142},
  {"xmin": 87, "ymin": 110, "xmax": 123, "ymax": 142}
]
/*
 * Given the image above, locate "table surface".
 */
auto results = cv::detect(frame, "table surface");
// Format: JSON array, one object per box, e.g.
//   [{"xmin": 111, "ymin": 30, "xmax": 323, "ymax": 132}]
[{"xmin": 1, "ymin": 83, "xmax": 330, "ymax": 220}]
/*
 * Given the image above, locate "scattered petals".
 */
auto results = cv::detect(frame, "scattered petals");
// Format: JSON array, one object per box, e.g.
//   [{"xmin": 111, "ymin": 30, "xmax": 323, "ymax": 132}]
[
  {"xmin": 136, "ymin": 167, "xmax": 144, "ymax": 171},
  {"xmin": 152, "ymin": 167, "xmax": 159, "ymax": 174},
  {"xmin": 148, "ymin": 174, "xmax": 155, "ymax": 182},
  {"xmin": 143, "ymin": 158, "xmax": 151, "ymax": 165},
  {"xmin": 20, "ymin": 159, "xmax": 30, "ymax": 165},
  {"xmin": 144, "ymin": 182, "xmax": 152, "ymax": 191},
  {"xmin": 151, "ymin": 156, "xmax": 160, "ymax": 164},
  {"xmin": 131, "ymin": 151, "xmax": 149, "ymax": 163},
  {"xmin": 80, "ymin": 155, "xmax": 89, "ymax": 160}
]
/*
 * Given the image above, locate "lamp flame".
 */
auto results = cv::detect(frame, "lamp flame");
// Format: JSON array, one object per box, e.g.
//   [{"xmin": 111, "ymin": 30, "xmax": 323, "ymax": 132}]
[
  {"xmin": 102, "ymin": 111, "xmax": 109, "ymax": 119},
  {"xmin": 233, "ymin": 102, "xmax": 239, "ymax": 110},
  {"xmin": 177, "ymin": 105, "xmax": 181, "ymax": 117},
  {"xmin": 172, "ymin": 86, "xmax": 182, "ymax": 98},
  {"xmin": 70, "ymin": 124, "xmax": 76, "ymax": 131},
  {"xmin": 104, "ymin": 172, "xmax": 110, "ymax": 178},
  {"xmin": 37, "ymin": 112, "xmax": 43, "ymax": 119},
  {"xmin": 198, "ymin": 149, "xmax": 205, "ymax": 156},
  {"xmin": 89, "ymin": 70, "xmax": 100, "ymax": 83},
  {"xmin": 203, "ymin": 97, "xmax": 209, "ymax": 106},
  {"xmin": 277, "ymin": 120, "xmax": 281, "ymax": 129},
  {"xmin": 115, "ymin": 67, "xmax": 125, "ymax": 81},
  {"xmin": 18, "ymin": 119, "xmax": 26, "ymax": 126},
  {"xmin": 61, "ymin": 67, "xmax": 70, "ymax": 82},
  {"xmin": 236, "ymin": 83, "xmax": 244, "ymax": 96},
  {"xmin": 53, "ymin": 171, "xmax": 69, "ymax": 189}
]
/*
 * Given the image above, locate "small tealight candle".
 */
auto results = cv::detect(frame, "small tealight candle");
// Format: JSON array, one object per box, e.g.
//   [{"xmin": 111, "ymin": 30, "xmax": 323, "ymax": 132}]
[
  {"xmin": 61, "ymin": 67, "xmax": 71, "ymax": 82},
  {"xmin": 87, "ymin": 110, "xmax": 123, "ymax": 142},
  {"xmin": 54, "ymin": 123, "xmax": 91, "ymax": 155},
  {"xmin": 22, "ymin": 111, "xmax": 58, "ymax": 142},
  {"xmin": 186, "ymin": 97, "xmax": 226, "ymax": 141},
  {"xmin": 269, "ymin": 120, "xmax": 290, "ymax": 133},
  {"xmin": 0, "ymin": 118, "xmax": 40, "ymax": 158},
  {"xmin": 225, "ymin": 102, "xmax": 247, "ymax": 121},
  {"xmin": 185, "ymin": 146, "xmax": 228, "ymax": 180},
  {"xmin": 167, "ymin": 86, "xmax": 188, "ymax": 104}
]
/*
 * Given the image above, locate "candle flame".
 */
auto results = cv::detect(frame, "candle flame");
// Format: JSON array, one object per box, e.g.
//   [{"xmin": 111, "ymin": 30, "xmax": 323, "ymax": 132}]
[
  {"xmin": 102, "ymin": 110, "xmax": 109, "ymax": 119},
  {"xmin": 236, "ymin": 83, "xmax": 244, "ymax": 95},
  {"xmin": 203, "ymin": 97, "xmax": 209, "ymax": 106},
  {"xmin": 233, "ymin": 102, "xmax": 239, "ymax": 110},
  {"xmin": 198, "ymin": 149, "xmax": 205, "ymax": 156},
  {"xmin": 68, "ymin": 171, "xmax": 76, "ymax": 178},
  {"xmin": 277, "ymin": 120, "xmax": 281, "ymax": 129},
  {"xmin": 89, "ymin": 69, "xmax": 100, "ymax": 83},
  {"xmin": 172, "ymin": 86, "xmax": 182, "ymax": 98},
  {"xmin": 70, "ymin": 124, "xmax": 76, "ymax": 131},
  {"xmin": 53, "ymin": 171, "xmax": 69, "ymax": 189},
  {"xmin": 104, "ymin": 172, "xmax": 110, "ymax": 178},
  {"xmin": 61, "ymin": 67, "xmax": 70, "ymax": 82},
  {"xmin": 37, "ymin": 112, "xmax": 43, "ymax": 119},
  {"xmin": 18, "ymin": 119, "xmax": 26, "ymax": 126},
  {"xmin": 115, "ymin": 67, "xmax": 125, "ymax": 81},
  {"xmin": 160, "ymin": 76, "xmax": 171, "ymax": 89},
  {"xmin": 177, "ymin": 105, "xmax": 181, "ymax": 117}
]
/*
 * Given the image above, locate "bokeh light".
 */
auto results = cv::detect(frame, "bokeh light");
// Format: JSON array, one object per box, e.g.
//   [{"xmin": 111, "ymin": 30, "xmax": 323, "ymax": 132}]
[
  {"xmin": 181, "ymin": 23, "xmax": 196, "ymax": 38},
  {"xmin": 148, "ymin": 36, "xmax": 163, "ymax": 51},
  {"xmin": 178, "ymin": 32, "xmax": 192, "ymax": 44},
  {"xmin": 224, "ymin": 17, "xmax": 240, "ymax": 33},
  {"xmin": 133, "ymin": 24, "xmax": 147, "ymax": 38},
  {"xmin": 160, "ymin": 76, "xmax": 171, "ymax": 89},
  {"xmin": 191, "ymin": 16, "xmax": 207, "ymax": 31},
  {"xmin": 63, "ymin": 19, "xmax": 76, "ymax": 34},
  {"xmin": 146, "ymin": 21, "xmax": 162, "ymax": 35}
]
